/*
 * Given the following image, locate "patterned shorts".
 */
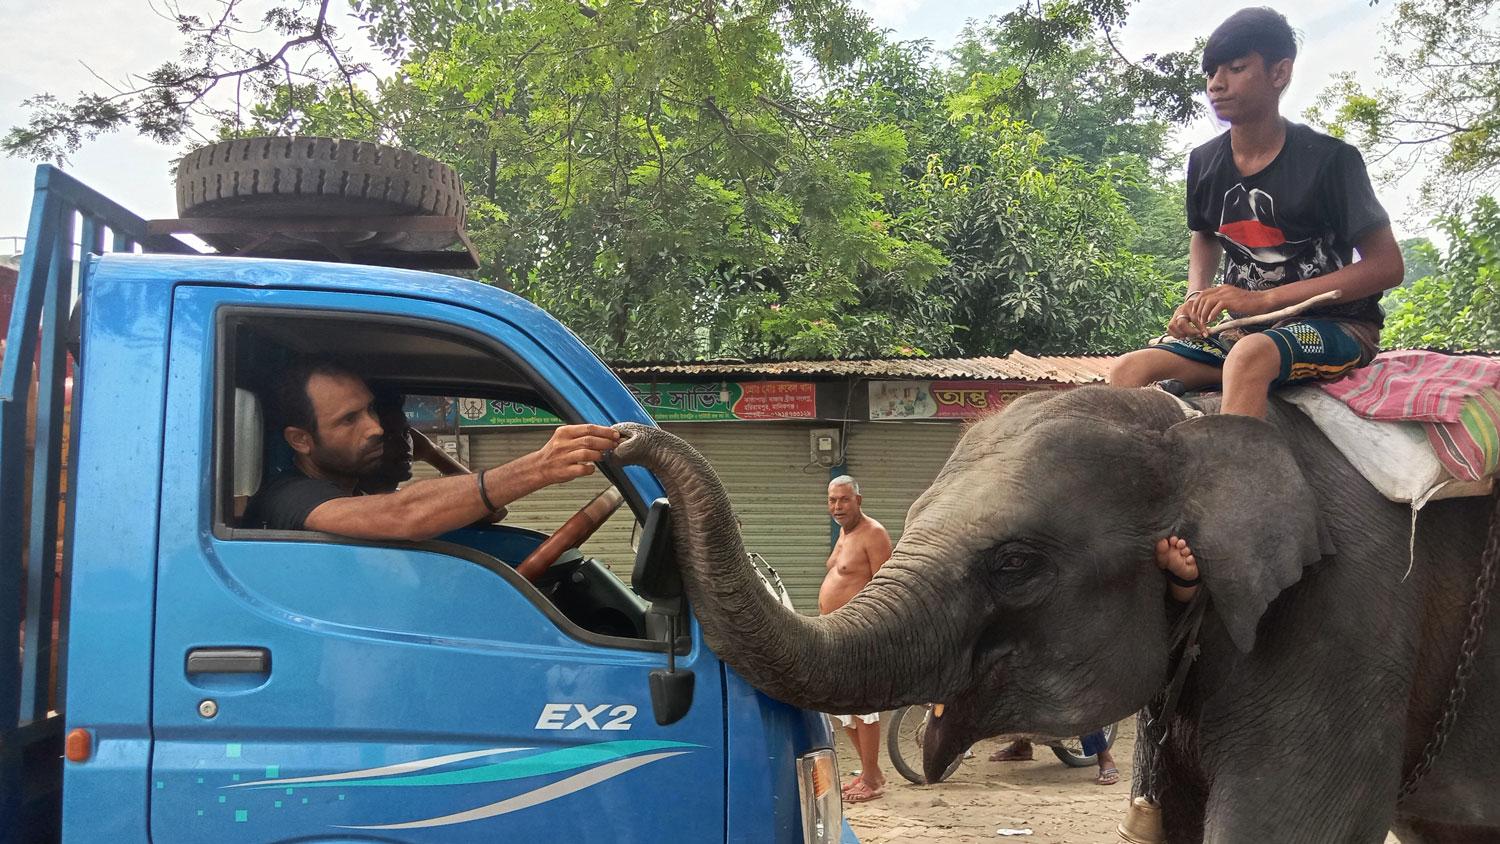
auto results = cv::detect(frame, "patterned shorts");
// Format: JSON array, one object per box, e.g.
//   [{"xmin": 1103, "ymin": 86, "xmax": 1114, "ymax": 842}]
[{"xmin": 1154, "ymin": 319, "xmax": 1379, "ymax": 386}]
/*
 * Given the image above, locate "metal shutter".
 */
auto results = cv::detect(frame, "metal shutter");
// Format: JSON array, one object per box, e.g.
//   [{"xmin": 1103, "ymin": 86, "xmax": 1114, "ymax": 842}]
[
  {"xmin": 844, "ymin": 421, "xmax": 963, "ymax": 547},
  {"xmin": 660, "ymin": 423, "xmax": 833, "ymax": 615}
]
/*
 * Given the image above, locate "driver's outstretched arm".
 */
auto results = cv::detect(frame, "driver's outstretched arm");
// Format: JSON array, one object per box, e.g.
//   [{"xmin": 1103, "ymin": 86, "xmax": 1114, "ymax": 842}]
[{"xmin": 304, "ymin": 424, "xmax": 620, "ymax": 541}]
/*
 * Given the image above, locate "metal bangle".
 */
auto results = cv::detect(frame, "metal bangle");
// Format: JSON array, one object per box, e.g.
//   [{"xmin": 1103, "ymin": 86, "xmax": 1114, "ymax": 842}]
[{"xmin": 476, "ymin": 467, "xmax": 500, "ymax": 512}]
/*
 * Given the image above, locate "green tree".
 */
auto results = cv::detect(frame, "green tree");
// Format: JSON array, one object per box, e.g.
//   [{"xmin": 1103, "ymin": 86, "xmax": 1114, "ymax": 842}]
[
  {"xmin": 1314, "ymin": 0, "xmax": 1500, "ymax": 210},
  {"xmin": 820, "ymin": 3, "xmax": 1195, "ymax": 355},
  {"xmin": 3, "ymin": 0, "xmax": 373, "ymax": 160},
  {"xmin": 1397, "ymin": 236, "xmax": 1441, "ymax": 288},
  {"xmin": 938, "ymin": 7, "xmax": 1196, "ymax": 310},
  {"xmin": 1382, "ymin": 197, "xmax": 1500, "ymax": 351},
  {"xmin": 909, "ymin": 117, "xmax": 1176, "ymax": 355},
  {"xmin": 944, "ymin": 16, "xmax": 1199, "ymax": 166},
  {"xmin": 4, "ymin": 0, "xmax": 1202, "ymax": 360}
]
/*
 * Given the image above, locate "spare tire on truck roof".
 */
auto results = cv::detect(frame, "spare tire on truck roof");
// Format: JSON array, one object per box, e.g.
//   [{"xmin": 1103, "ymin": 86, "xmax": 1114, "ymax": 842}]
[{"xmin": 173, "ymin": 137, "xmax": 470, "ymax": 260}]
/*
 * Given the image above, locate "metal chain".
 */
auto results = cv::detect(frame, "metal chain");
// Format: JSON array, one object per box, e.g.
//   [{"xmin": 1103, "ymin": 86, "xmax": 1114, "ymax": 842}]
[
  {"xmin": 1140, "ymin": 590, "xmax": 1208, "ymax": 804},
  {"xmin": 1398, "ymin": 487, "xmax": 1500, "ymax": 801},
  {"xmin": 1142, "ymin": 702, "xmax": 1168, "ymax": 803}
]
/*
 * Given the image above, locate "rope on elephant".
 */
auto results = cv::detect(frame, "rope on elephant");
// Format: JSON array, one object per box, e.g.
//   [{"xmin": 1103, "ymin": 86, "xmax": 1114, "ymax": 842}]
[{"xmin": 1398, "ymin": 484, "xmax": 1500, "ymax": 801}]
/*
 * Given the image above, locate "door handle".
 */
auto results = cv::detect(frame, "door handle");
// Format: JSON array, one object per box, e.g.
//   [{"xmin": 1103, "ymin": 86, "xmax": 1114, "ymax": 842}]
[{"xmin": 186, "ymin": 647, "xmax": 270, "ymax": 675}]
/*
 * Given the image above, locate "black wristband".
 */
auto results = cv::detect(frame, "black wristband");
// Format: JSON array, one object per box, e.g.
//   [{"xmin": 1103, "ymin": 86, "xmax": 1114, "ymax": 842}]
[
  {"xmin": 476, "ymin": 467, "xmax": 499, "ymax": 512},
  {"xmin": 1163, "ymin": 569, "xmax": 1201, "ymax": 588}
]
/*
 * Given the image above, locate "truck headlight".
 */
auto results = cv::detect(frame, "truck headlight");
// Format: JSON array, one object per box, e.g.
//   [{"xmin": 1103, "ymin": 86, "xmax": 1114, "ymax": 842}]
[{"xmin": 796, "ymin": 749, "xmax": 842, "ymax": 844}]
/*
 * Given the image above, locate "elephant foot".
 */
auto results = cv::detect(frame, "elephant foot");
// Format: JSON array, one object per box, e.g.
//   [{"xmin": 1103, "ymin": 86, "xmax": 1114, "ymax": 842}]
[{"xmin": 1156, "ymin": 536, "xmax": 1201, "ymax": 602}]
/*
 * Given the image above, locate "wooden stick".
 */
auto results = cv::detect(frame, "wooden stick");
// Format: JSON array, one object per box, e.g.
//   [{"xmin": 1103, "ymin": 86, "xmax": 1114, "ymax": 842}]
[{"xmin": 1207, "ymin": 290, "xmax": 1343, "ymax": 335}]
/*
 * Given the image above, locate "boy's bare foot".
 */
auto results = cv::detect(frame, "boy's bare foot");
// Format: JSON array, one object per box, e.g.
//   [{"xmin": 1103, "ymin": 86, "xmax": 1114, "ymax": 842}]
[{"xmin": 1155, "ymin": 536, "xmax": 1200, "ymax": 602}]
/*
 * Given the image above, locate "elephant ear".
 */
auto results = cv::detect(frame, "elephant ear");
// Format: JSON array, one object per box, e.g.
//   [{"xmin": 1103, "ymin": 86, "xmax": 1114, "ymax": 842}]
[{"xmin": 1165, "ymin": 413, "xmax": 1328, "ymax": 653}]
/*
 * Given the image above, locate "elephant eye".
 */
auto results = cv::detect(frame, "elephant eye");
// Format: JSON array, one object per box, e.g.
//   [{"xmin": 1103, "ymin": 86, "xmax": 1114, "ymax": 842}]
[
  {"xmin": 999, "ymin": 554, "xmax": 1031, "ymax": 571},
  {"xmin": 990, "ymin": 545, "xmax": 1041, "ymax": 573}
]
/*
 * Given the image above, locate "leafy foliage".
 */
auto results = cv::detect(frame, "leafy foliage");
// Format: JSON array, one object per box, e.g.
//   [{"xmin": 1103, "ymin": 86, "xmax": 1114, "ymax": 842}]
[
  {"xmin": 6, "ymin": 0, "xmax": 1202, "ymax": 359},
  {"xmin": 1382, "ymin": 197, "xmax": 1500, "ymax": 351},
  {"xmin": 2, "ymin": 0, "xmax": 371, "ymax": 160},
  {"xmin": 1396, "ymin": 236, "xmax": 1440, "ymax": 288},
  {"xmin": 945, "ymin": 12, "xmax": 1201, "ymax": 164},
  {"xmin": 908, "ymin": 119, "xmax": 1177, "ymax": 355},
  {"xmin": 1313, "ymin": 0, "xmax": 1500, "ymax": 211}
]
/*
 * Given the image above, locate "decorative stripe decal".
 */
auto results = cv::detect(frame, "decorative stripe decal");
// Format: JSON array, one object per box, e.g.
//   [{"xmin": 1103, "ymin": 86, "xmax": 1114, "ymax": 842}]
[
  {"xmin": 223, "ymin": 747, "xmax": 531, "ymax": 789},
  {"xmin": 337, "ymin": 751, "xmax": 691, "ymax": 830},
  {"xmin": 237, "ymin": 740, "xmax": 696, "ymax": 791}
]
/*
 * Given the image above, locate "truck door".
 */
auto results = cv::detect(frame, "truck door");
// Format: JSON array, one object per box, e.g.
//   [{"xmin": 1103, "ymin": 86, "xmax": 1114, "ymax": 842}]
[{"xmin": 148, "ymin": 285, "xmax": 726, "ymax": 843}]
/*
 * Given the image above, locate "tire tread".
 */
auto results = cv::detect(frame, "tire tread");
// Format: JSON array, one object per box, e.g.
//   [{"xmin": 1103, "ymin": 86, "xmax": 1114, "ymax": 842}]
[{"xmin": 175, "ymin": 136, "xmax": 467, "ymax": 224}]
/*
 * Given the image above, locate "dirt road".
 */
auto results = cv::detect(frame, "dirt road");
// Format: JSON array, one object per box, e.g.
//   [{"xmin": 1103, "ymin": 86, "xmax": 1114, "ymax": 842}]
[
  {"xmin": 836, "ymin": 720, "xmax": 1141, "ymax": 844},
  {"xmin": 835, "ymin": 719, "xmax": 1402, "ymax": 843}
]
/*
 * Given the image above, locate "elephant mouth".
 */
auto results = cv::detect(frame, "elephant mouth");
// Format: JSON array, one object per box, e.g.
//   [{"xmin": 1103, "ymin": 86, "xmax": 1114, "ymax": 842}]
[{"xmin": 920, "ymin": 697, "xmax": 984, "ymax": 783}]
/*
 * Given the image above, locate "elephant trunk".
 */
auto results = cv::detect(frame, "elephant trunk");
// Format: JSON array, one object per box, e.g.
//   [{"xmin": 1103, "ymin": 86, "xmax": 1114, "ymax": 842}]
[{"xmin": 613, "ymin": 423, "xmax": 964, "ymax": 713}]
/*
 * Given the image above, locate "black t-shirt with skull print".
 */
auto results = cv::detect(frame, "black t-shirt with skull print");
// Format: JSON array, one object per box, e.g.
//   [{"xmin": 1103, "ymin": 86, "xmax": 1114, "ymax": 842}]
[{"xmin": 1186, "ymin": 121, "xmax": 1389, "ymax": 326}]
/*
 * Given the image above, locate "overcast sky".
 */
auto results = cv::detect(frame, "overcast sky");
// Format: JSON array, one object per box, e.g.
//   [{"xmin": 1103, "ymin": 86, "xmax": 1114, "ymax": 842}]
[{"xmin": 0, "ymin": 0, "xmax": 1409, "ymax": 248}]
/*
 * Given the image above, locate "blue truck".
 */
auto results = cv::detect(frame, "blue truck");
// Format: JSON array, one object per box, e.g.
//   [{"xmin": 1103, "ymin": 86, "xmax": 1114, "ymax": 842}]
[{"xmin": 1, "ymin": 165, "xmax": 856, "ymax": 843}]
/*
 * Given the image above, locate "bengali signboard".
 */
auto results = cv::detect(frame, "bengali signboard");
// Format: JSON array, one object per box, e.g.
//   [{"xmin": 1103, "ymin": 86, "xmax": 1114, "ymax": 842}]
[
  {"xmin": 455, "ymin": 381, "xmax": 817, "ymax": 427},
  {"xmin": 457, "ymin": 397, "xmax": 562, "ymax": 427},
  {"xmin": 868, "ymin": 380, "xmax": 1040, "ymax": 420}
]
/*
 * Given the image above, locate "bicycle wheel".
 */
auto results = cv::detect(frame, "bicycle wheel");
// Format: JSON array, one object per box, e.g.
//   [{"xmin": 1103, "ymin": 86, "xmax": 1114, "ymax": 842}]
[
  {"xmin": 1049, "ymin": 722, "xmax": 1118, "ymax": 768},
  {"xmin": 885, "ymin": 705, "xmax": 962, "ymax": 784}
]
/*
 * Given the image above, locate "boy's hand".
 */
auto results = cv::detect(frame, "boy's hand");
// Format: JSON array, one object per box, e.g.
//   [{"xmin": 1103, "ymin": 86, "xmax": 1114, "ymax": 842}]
[
  {"xmin": 1167, "ymin": 303, "xmax": 1208, "ymax": 339},
  {"xmin": 1183, "ymin": 286, "xmax": 1270, "ymax": 335}
]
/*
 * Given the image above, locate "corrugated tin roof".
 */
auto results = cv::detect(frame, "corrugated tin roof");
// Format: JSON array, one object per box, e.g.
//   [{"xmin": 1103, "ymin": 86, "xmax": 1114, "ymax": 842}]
[{"xmin": 612, "ymin": 352, "xmax": 1116, "ymax": 385}]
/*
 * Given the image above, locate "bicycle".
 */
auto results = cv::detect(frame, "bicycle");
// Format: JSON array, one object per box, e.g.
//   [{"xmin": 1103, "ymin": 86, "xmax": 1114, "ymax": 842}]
[{"xmin": 885, "ymin": 704, "xmax": 1119, "ymax": 784}]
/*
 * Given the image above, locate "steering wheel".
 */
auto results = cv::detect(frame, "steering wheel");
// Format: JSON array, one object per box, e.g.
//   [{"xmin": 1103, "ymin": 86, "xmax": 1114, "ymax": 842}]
[{"xmin": 517, "ymin": 487, "xmax": 626, "ymax": 582}]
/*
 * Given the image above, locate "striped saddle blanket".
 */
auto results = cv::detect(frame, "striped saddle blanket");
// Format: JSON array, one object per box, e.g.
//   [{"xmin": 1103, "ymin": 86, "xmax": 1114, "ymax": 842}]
[{"xmin": 1282, "ymin": 350, "xmax": 1500, "ymax": 507}]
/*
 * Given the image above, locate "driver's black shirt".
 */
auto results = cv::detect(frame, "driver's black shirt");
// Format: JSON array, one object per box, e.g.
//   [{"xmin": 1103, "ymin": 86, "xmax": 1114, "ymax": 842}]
[{"xmin": 243, "ymin": 466, "xmax": 349, "ymax": 530}]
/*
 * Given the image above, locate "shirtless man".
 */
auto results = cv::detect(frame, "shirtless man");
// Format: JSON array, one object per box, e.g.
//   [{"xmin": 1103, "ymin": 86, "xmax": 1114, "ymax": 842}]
[{"xmin": 818, "ymin": 475, "xmax": 893, "ymax": 803}]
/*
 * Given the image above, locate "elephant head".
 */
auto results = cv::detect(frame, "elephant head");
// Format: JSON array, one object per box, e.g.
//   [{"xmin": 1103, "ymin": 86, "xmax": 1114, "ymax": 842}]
[{"xmin": 612, "ymin": 385, "xmax": 1327, "ymax": 782}]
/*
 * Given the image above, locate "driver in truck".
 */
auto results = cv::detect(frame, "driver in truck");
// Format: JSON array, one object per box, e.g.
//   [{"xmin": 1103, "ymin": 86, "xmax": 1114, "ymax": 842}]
[{"xmin": 244, "ymin": 357, "xmax": 620, "ymax": 539}]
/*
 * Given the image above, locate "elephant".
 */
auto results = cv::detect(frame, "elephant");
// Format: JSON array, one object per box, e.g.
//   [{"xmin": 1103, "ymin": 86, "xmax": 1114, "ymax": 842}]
[{"xmin": 612, "ymin": 384, "xmax": 1500, "ymax": 843}]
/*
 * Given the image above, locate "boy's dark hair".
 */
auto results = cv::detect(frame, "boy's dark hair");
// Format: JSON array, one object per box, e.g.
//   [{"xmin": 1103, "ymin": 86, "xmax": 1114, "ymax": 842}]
[
  {"xmin": 271, "ymin": 357, "xmax": 361, "ymax": 433},
  {"xmin": 1202, "ymin": 7, "xmax": 1298, "ymax": 75}
]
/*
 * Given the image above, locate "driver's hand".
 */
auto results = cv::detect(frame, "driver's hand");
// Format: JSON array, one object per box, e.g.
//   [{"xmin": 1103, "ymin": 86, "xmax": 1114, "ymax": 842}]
[{"xmin": 534, "ymin": 424, "xmax": 622, "ymax": 484}]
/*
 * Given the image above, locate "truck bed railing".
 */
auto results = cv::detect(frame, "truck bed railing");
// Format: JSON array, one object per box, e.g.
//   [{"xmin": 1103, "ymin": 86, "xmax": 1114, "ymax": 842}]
[{"xmin": 0, "ymin": 165, "xmax": 193, "ymax": 832}]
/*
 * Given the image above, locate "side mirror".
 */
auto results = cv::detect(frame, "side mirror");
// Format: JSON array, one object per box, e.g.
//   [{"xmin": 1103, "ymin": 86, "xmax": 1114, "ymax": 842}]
[
  {"xmin": 632, "ymin": 498, "xmax": 682, "ymax": 602},
  {"xmin": 632, "ymin": 498, "xmax": 693, "ymax": 725}
]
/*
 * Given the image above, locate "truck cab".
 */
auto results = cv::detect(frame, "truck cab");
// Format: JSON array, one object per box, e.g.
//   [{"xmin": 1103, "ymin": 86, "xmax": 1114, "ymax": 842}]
[{"xmin": 1, "ymin": 166, "xmax": 852, "ymax": 843}]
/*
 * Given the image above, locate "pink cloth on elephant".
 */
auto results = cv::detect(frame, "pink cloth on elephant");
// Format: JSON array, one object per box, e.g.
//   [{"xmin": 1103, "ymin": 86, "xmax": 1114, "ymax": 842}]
[
  {"xmin": 1320, "ymin": 350, "xmax": 1500, "ymax": 422},
  {"xmin": 1319, "ymin": 350, "xmax": 1500, "ymax": 481}
]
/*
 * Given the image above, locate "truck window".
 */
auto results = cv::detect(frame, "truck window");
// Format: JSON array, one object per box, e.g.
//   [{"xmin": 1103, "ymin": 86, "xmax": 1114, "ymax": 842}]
[{"xmin": 214, "ymin": 310, "xmax": 651, "ymax": 645}]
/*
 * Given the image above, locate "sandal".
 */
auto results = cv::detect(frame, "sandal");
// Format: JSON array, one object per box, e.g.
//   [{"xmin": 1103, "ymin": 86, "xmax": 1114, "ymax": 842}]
[
  {"xmin": 844, "ymin": 781, "xmax": 885, "ymax": 803},
  {"xmin": 988, "ymin": 742, "xmax": 1034, "ymax": 762},
  {"xmin": 841, "ymin": 775, "xmax": 863, "ymax": 798},
  {"xmin": 1095, "ymin": 767, "xmax": 1120, "ymax": 786}
]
